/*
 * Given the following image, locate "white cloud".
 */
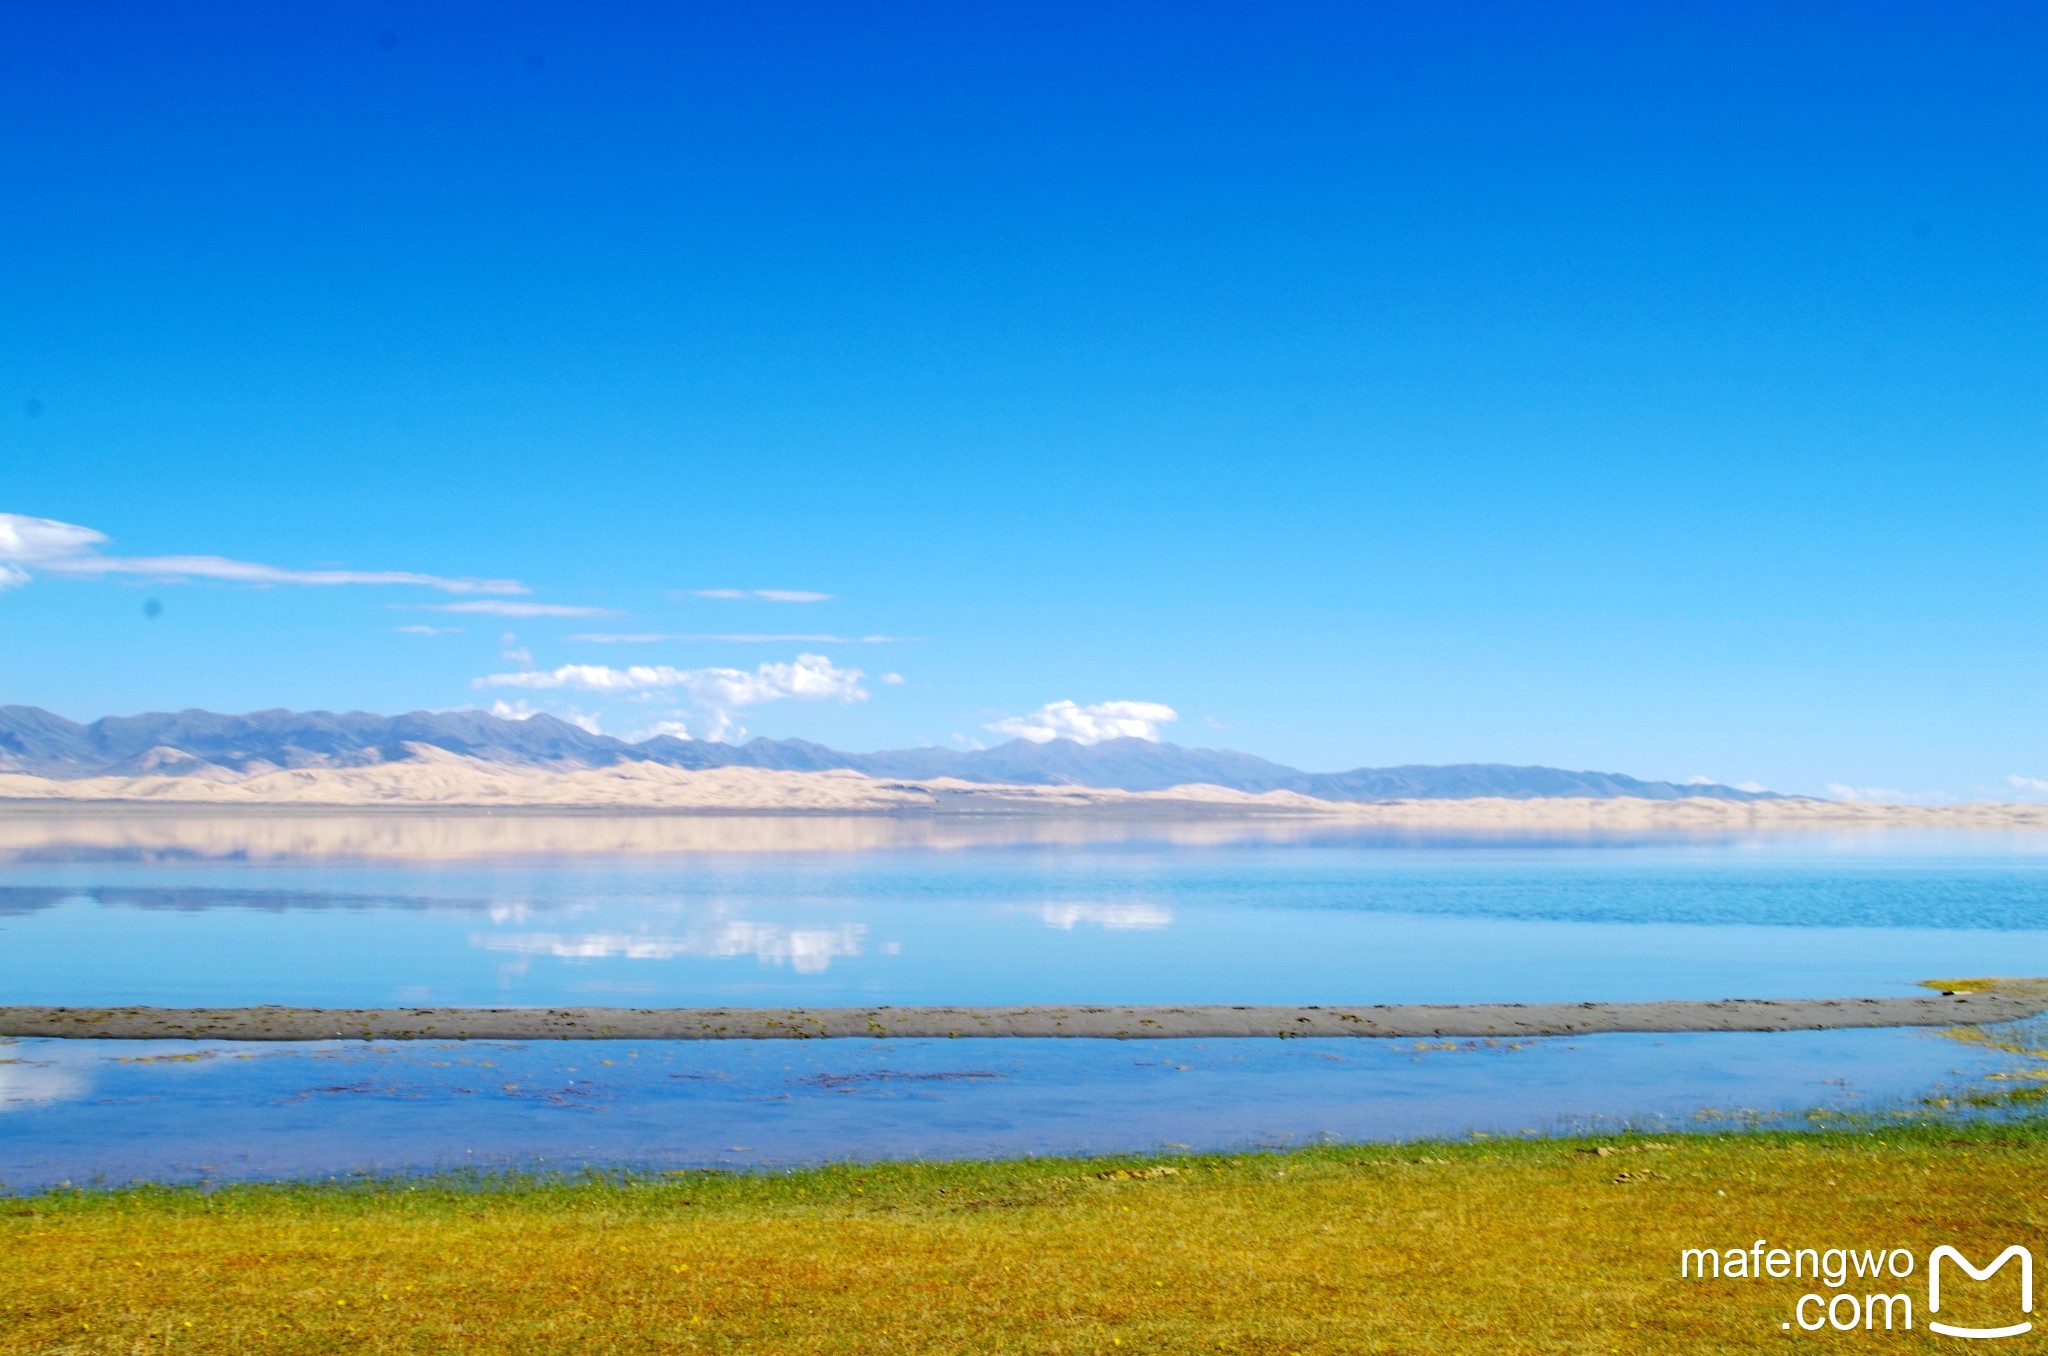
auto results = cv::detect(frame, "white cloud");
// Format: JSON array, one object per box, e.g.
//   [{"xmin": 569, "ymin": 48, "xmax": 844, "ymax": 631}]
[
  {"xmin": 0, "ymin": 564, "xmax": 29, "ymax": 590},
  {"xmin": 1826, "ymin": 783, "xmax": 1958, "ymax": 806},
  {"xmin": 689, "ymin": 655, "xmax": 868, "ymax": 706},
  {"xmin": 486, "ymin": 698, "xmax": 599, "ymax": 732},
  {"xmin": 699, "ymin": 710, "xmax": 743, "ymax": 742},
  {"xmin": 411, "ymin": 600, "xmax": 621, "ymax": 618},
  {"xmin": 949, "ymin": 733, "xmax": 985, "ymax": 751},
  {"xmin": 0, "ymin": 512, "xmax": 525, "ymax": 594},
  {"xmin": 881, "ymin": 672, "xmax": 905, "ymax": 685},
  {"xmin": 2009, "ymin": 775, "xmax": 2048, "ymax": 799},
  {"xmin": 1686, "ymin": 775, "xmax": 1770, "ymax": 793},
  {"xmin": 987, "ymin": 699, "xmax": 1179, "ymax": 745},
  {"xmin": 630, "ymin": 719, "xmax": 694, "ymax": 742},
  {"xmin": 684, "ymin": 588, "xmax": 833, "ymax": 603},
  {"xmin": 0, "ymin": 514, "xmax": 111, "ymax": 562},
  {"xmin": 499, "ymin": 631, "xmax": 533, "ymax": 666},
  {"xmin": 485, "ymin": 664, "xmax": 669, "ymax": 693},
  {"xmin": 479, "ymin": 653, "xmax": 868, "ymax": 709},
  {"xmin": 394, "ymin": 624, "xmax": 463, "ymax": 635},
  {"xmin": 568, "ymin": 632, "xmax": 907, "ymax": 644}
]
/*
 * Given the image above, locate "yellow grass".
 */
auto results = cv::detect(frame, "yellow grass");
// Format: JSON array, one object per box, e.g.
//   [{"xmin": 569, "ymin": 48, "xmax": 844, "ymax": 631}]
[{"xmin": 6, "ymin": 1120, "xmax": 2047, "ymax": 1354}]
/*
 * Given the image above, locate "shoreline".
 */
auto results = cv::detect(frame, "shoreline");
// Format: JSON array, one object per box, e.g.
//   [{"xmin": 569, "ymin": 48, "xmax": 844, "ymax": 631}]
[
  {"xmin": 3, "ymin": 794, "xmax": 2043, "ymax": 832},
  {"xmin": 7, "ymin": 990, "xmax": 2042, "ymax": 1041}
]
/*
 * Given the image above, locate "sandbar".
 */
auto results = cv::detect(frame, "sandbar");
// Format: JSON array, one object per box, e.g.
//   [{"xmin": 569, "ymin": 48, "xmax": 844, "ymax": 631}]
[{"xmin": 4, "ymin": 991, "xmax": 2042, "ymax": 1041}]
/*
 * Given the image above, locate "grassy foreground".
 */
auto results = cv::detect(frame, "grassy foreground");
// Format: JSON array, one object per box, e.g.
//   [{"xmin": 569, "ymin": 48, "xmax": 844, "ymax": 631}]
[{"xmin": 5, "ymin": 1120, "xmax": 2048, "ymax": 1354}]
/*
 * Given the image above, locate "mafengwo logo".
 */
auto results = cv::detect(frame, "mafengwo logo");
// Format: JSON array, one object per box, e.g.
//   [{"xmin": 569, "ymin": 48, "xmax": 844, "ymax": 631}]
[
  {"xmin": 1679, "ymin": 1240, "xmax": 2033, "ymax": 1337},
  {"xmin": 1928, "ymin": 1247, "xmax": 2033, "ymax": 1340}
]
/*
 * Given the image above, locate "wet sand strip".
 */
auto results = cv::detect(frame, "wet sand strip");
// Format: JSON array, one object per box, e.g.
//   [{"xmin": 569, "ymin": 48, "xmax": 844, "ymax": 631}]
[{"xmin": 2, "ymin": 992, "xmax": 2043, "ymax": 1041}]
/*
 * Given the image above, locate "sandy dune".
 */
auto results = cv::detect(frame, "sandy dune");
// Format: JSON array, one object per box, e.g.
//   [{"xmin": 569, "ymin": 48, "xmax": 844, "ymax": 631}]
[
  {"xmin": 0, "ymin": 745, "xmax": 1327, "ymax": 814},
  {"xmin": 0, "ymin": 747, "xmax": 2040, "ymax": 838}
]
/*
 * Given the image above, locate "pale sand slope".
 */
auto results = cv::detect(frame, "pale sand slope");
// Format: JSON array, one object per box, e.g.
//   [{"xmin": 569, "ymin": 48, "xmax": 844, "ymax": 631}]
[
  {"xmin": 6, "ymin": 990, "xmax": 2043, "ymax": 1040},
  {"xmin": 0, "ymin": 745, "xmax": 2040, "ymax": 828},
  {"xmin": 0, "ymin": 745, "xmax": 1329, "ymax": 815}
]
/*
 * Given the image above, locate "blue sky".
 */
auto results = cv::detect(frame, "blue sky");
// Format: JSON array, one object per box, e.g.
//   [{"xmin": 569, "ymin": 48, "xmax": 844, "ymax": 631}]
[{"xmin": 2, "ymin": 1, "xmax": 2043, "ymax": 799}]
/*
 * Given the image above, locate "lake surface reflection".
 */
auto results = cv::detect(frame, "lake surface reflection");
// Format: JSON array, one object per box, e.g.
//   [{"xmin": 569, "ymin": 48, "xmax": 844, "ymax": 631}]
[
  {"xmin": 1, "ymin": 815, "xmax": 2044, "ymax": 1008},
  {"xmin": 2, "ymin": 812, "xmax": 2044, "ymax": 1185}
]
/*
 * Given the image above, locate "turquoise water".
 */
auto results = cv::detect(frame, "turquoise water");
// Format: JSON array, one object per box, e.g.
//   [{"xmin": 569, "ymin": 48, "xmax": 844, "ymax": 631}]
[{"xmin": 1, "ymin": 819, "xmax": 2044, "ymax": 1187}]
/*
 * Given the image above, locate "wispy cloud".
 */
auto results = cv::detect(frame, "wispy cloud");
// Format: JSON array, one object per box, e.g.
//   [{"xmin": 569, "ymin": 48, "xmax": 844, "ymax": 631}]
[
  {"xmin": 681, "ymin": 588, "xmax": 833, "ymax": 603},
  {"xmin": 2010, "ymin": 775, "xmax": 2048, "ymax": 799},
  {"xmin": 410, "ymin": 600, "xmax": 621, "ymax": 618},
  {"xmin": 568, "ymin": 632, "xmax": 906, "ymax": 644},
  {"xmin": 0, "ymin": 512, "xmax": 525, "ymax": 595},
  {"xmin": 478, "ymin": 653, "xmax": 868, "ymax": 708},
  {"xmin": 988, "ymin": 699, "xmax": 1178, "ymax": 745},
  {"xmin": 394, "ymin": 624, "xmax": 464, "ymax": 635}
]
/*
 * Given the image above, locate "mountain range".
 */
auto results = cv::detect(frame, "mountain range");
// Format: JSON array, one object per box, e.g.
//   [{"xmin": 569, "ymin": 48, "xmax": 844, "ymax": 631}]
[{"xmin": 0, "ymin": 706, "xmax": 1775, "ymax": 802}]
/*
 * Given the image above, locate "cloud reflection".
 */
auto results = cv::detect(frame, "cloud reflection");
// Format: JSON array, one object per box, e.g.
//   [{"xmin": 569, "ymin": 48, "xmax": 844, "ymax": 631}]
[
  {"xmin": 0, "ymin": 1057, "xmax": 91, "ymax": 1111},
  {"xmin": 1037, "ymin": 903, "xmax": 1173, "ymax": 931},
  {"xmin": 472, "ymin": 922, "xmax": 866, "ymax": 974}
]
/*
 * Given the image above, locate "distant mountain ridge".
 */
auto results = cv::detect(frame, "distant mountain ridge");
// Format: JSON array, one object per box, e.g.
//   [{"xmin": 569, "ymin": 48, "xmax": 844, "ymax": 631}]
[{"xmin": 0, "ymin": 706, "xmax": 1776, "ymax": 802}]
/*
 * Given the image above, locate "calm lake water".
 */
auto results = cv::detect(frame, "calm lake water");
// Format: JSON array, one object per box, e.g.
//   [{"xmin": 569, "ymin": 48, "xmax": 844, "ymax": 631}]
[{"xmin": 2, "ymin": 813, "xmax": 2044, "ymax": 1188}]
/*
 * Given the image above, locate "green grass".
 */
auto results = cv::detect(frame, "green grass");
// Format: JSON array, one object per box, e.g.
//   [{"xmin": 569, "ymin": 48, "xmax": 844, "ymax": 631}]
[{"xmin": 7, "ymin": 1118, "xmax": 2048, "ymax": 1354}]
